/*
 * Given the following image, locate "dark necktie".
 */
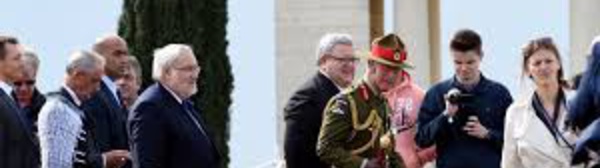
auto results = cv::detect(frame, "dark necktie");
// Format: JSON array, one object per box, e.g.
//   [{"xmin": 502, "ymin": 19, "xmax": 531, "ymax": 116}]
[{"xmin": 182, "ymin": 100, "xmax": 208, "ymax": 138}]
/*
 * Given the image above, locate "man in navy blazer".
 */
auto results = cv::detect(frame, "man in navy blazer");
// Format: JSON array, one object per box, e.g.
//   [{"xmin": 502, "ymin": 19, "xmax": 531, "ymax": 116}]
[
  {"xmin": 570, "ymin": 36, "xmax": 600, "ymax": 165},
  {"xmin": 128, "ymin": 44, "xmax": 219, "ymax": 168},
  {"xmin": 83, "ymin": 35, "xmax": 130, "ymax": 154},
  {"xmin": 0, "ymin": 35, "xmax": 40, "ymax": 168}
]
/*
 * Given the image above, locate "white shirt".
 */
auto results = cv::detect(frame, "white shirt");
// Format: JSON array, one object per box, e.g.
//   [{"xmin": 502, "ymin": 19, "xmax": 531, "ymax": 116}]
[
  {"xmin": 62, "ymin": 84, "xmax": 82, "ymax": 106},
  {"xmin": 102, "ymin": 76, "xmax": 121, "ymax": 106},
  {"xmin": 160, "ymin": 82, "xmax": 207, "ymax": 136},
  {"xmin": 0, "ymin": 80, "xmax": 13, "ymax": 96},
  {"xmin": 160, "ymin": 83, "xmax": 183, "ymax": 104},
  {"xmin": 319, "ymin": 69, "xmax": 343, "ymax": 91}
]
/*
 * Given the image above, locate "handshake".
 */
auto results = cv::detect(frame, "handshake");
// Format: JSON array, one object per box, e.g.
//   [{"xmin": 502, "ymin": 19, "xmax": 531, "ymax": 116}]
[
  {"xmin": 364, "ymin": 133, "xmax": 403, "ymax": 168},
  {"xmin": 103, "ymin": 150, "xmax": 131, "ymax": 168}
]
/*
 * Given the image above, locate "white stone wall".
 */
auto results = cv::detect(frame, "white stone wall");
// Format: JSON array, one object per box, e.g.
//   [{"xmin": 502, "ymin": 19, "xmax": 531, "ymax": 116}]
[
  {"xmin": 394, "ymin": 0, "xmax": 435, "ymax": 88},
  {"xmin": 570, "ymin": 0, "xmax": 600, "ymax": 75}
]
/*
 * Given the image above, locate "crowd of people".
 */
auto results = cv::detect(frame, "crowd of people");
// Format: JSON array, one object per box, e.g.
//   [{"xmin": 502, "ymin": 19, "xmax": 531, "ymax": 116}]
[
  {"xmin": 0, "ymin": 34, "xmax": 220, "ymax": 168},
  {"xmin": 283, "ymin": 29, "xmax": 600, "ymax": 168},
  {"xmin": 2, "ymin": 28, "xmax": 600, "ymax": 168}
]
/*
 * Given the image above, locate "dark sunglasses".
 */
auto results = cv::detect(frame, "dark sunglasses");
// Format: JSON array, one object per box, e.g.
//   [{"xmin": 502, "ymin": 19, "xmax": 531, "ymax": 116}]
[
  {"xmin": 530, "ymin": 36, "xmax": 555, "ymax": 48},
  {"xmin": 14, "ymin": 80, "xmax": 35, "ymax": 87}
]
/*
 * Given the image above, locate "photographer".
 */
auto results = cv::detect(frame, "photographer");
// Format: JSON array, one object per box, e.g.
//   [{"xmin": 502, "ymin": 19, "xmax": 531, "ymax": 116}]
[{"xmin": 415, "ymin": 29, "xmax": 513, "ymax": 168}]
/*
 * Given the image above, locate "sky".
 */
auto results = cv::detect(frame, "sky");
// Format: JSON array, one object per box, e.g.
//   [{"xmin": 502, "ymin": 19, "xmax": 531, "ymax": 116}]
[
  {"xmin": 1, "ymin": 0, "xmax": 568, "ymax": 167},
  {"xmin": 440, "ymin": 0, "xmax": 569, "ymax": 97}
]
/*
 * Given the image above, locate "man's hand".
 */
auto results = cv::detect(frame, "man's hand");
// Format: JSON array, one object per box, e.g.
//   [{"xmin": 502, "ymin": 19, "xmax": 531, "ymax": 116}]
[
  {"xmin": 463, "ymin": 116, "xmax": 489, "ymax": 139},
  {"xmin": 104, "ymin": 150, "xmax": 130, "ymax": 168},
  {"xmin": 443, "ymin": 89, "xmax": 461, "ymax": 118},
  {"xmin": 444, "ymin": 100, "xmax": 459, "ymax": 117},
  {"xmin": 379, "ymin": 132, "xmax": 394, "ymax": 150}
]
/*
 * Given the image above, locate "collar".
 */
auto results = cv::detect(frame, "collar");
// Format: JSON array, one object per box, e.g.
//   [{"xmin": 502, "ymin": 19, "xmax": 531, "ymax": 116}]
[
  {"xmin": 0, "ymin": 80, "xmax": 12, "ymax": 95},
  {"xmin": 62, "ymin": 84, "xmax": 82, "ymax": 106},
  {"xmin": 356, "ymin": 78, "xmax": 384, "ymax": 103},
  {"xmin": 394, "ymin": 73, "xmax": 413, "ymax": 90},
  {"xmin": 160, "ymin": 83, "xmax": 183, "ymax": 104},
  {"xmin": 451, "ymin": 74, "xmax": 487, "ymax": 93},
  {"xmin": 363, "ymin": 77, "xmax": 380, "ymax": 97},
  {"xmin": 102, "ymin": 76, "xmax": 120, "ymax": 99},
  {"xmin": 319, "ymin": 69, "xmax": 344, "ymax": 91}
]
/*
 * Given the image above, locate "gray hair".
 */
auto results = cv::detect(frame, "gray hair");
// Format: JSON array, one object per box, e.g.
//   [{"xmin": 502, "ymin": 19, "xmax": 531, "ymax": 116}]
[
  {"xmin": 152, "ymin": 44, "xmax": 194, "ymax": 81},
  {"xmin": 128, "ymin": 56, "xmax": 142, "ymax": 83},
  {"xmin": 316, "ymin": 33, "xmax": 353, "ymax": 65},
  {"xmin": 22, "ymin": 47, "xmax": 40, "ymax": 71},
  {"xmin": 66, "ymin": 50, "xmax": 105, "ymax": 74}
]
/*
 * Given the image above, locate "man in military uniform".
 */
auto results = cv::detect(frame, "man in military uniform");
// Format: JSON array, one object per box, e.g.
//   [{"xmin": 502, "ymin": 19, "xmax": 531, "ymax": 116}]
[{"xmin": 317, "ymin": 34, "xmax": 412, "ymax": 168}]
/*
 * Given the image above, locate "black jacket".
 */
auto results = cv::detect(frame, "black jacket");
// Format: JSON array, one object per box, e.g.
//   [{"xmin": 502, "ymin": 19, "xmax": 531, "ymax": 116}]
[
  {"xmin": 0, "ymin": 88, "xmax": 40, "ymax": 168},
  {"xmin": 129, "ymin": 83, "xmax": 220, "ymax": 168},
  {"xmin": 12, "ymin": 88, "xmax": 46, "ymax": 133},
  {"xmin": 284, "ymin": 72, "xmax": 340, "ymax": 168},
  {"xmin": 82, "ymin": 80, "xmax": 129, "ymax": 152},
  {"xmin": 570, "ymin": 40, "xmax": 600, "ymax": 165},
  {"xmin": 415, "ymin": 75, "xmax": 512, "ymax": 168}
]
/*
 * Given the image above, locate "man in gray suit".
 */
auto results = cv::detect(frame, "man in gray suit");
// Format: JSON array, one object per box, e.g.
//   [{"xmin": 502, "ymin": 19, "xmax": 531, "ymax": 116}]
[{"xmin": 0, "ymin": 35, "xmax": 40, "ymax": 168}]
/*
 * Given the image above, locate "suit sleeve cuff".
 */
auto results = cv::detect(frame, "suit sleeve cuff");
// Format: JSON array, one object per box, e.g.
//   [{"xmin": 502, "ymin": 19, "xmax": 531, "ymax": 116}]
[
  {"xmin": 360, "ymin": 159, "xmax": 368, "ymax": 168},
  {"xmin": 102, "ymin": 153, "xmax": 107, "ymax": 167},
  {"xmin": 442, "ymin": 110, "xmax": 453, "ymax": 124}
]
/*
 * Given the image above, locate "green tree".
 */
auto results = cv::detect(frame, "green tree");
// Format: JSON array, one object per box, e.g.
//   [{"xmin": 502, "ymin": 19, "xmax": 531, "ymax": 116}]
[{"xmin": 118, "ymin": 0, "xmax": 233, "ymax": 167}]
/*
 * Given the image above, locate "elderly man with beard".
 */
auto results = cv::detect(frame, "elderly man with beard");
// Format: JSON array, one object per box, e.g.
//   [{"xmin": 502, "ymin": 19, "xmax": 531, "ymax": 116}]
[{"xmin": 128, "ymin": 44, "xmax": 220, "ymax": 168}]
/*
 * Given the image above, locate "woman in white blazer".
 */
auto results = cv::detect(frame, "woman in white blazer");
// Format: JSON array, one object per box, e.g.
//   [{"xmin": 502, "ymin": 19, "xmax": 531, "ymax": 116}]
[{"xmin": 502, "ymin": 37, "xmax": 579, "ymax": 168}]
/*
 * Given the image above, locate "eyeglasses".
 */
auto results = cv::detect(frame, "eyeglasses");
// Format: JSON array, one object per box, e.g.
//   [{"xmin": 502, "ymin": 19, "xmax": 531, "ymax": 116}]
[
  {"xmin": 327, "ymin": 54, "xmax": 359, "ymax": 64},
  {"xmin": 173, "ymin": 65, "xmax": 201, "ymax": 72},
  {"xmin": 14, "ymin": 80, "xmax": 35, "ymax": 87}
]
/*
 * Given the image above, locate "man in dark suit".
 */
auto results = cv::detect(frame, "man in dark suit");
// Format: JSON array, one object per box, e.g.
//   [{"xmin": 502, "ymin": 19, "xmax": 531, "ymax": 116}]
[
  {"xmin": 570, "ymin": 35, "xmax": 600, "ymax": 165},
  {"xmin": 283, "ymin": 33, "xmax": 357, "ymax": 168},
  {"xmin": 83, "ymin": 34, "xmax": 130, "ymax": 156},
  {"xmin": 129, "ymin": 44, "xmax": 219, "ymax": 168},
  {"xmin": 0, "ymin": 35, "xmax": 39, "ymax": 168}
]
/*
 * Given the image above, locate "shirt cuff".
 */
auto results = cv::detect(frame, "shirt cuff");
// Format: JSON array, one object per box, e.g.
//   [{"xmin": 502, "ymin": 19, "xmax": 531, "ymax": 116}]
[
  {"xmin": 102, "ymin": 153, "xmax": 107, "ymax": 167},
  {"xmin": 360, "ymin": 158, "xmax": 368, "ymax": 168},
  {"xmin": 442, "ymin": 110, "xmax": 453, "ymax": 124}
]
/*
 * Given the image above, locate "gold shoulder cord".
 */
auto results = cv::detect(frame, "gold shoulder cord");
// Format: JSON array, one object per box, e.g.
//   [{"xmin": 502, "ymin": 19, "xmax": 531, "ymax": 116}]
[{"xmin": 347, "ymin": 94, "xmax": 383, "ymax": 155}]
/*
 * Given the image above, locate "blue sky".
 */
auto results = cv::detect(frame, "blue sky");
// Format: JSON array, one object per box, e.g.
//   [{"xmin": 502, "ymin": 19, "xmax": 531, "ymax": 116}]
[
  {"xmin": 1, "ymin": 0, "xmax": 568, "ymax": 167},
  {"xmin": 440, "ymin": 0, "xmax": 569, "ymax": 97}
]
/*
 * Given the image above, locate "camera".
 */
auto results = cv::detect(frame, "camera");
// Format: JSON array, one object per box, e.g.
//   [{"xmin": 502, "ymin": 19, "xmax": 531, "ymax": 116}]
[
  {"xmin": 446, "ymin": 88, "xmax": 474, "ymax": 104},
  {"xmin": 445, "ymin": 88, "xmax": 477, "ymax": 127}
]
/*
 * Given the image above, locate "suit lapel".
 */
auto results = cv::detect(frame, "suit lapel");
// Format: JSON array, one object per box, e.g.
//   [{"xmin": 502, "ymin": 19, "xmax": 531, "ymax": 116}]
[
  {"xmin": 184, "ymin": 103, "xmax": 221, "ymax": 157},
  {"xmin": 157, "ymin": 83, "xmax": 222, "ymax": 160},
  {"xmin": 315, "ymin": 72, "xmax": 341, "ymax": 102},
  {"xmin": 100, "ymin": 82, "xmax": 124, "ymax": 113},
  {"xmin": 0, "ymin": 89, "xmax": 37, "ymax": 145}
]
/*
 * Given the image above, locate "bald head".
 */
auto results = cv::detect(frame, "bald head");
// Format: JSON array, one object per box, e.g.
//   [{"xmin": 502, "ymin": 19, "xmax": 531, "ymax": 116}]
[{"xmin": 92, "ymin": 34, "xmax": 129, "ymax": 79}]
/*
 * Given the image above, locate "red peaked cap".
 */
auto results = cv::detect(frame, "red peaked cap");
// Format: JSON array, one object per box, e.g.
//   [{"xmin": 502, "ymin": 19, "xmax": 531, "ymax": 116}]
[{"xmin": 369, "ymin": 34, "xmax": 413, "ymax": 69}]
